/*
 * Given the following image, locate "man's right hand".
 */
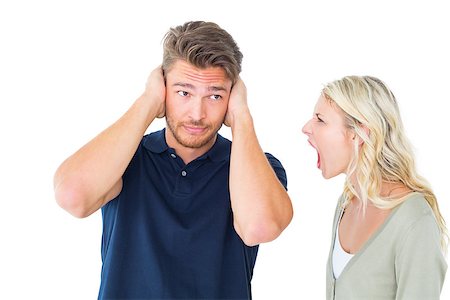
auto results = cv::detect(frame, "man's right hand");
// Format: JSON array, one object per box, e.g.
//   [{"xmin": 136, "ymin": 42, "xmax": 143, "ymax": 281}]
[
  {"xmin": 54, "ymin": 65, "xmax": 168, "ymax": 218},
  {"xmin": 143, "ymin": 66, "xmax": 166, "ymax": 118}
]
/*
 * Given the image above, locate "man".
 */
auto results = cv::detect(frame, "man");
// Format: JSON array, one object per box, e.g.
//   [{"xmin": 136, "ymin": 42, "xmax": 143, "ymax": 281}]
[{"xmin": 54, "ymin": 21, "xmax": 293, "ymax": 299}]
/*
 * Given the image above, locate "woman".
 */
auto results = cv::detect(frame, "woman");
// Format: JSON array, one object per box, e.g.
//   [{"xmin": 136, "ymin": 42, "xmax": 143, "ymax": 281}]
[{"xmin": 302, "ymin": 76, "xmax": 447, "ymax": 299}]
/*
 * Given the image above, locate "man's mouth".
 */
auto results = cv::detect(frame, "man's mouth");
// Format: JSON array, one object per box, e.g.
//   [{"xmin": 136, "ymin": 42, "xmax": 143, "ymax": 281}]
[{"xmin": 183, "ymin": 124, "xmax": 207, "ymax": 135}]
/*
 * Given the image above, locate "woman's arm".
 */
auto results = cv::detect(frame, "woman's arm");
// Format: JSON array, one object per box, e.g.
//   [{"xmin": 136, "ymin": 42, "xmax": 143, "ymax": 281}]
[{"xmin": 395, "ymin": 213, "xmax": 447, "ymax": 299}]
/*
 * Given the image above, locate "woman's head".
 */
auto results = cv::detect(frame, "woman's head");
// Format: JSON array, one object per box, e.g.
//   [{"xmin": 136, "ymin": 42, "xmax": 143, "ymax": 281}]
[
  {"xmin": 321, "ymin": 76, "xmax": 423, "ymax": 205},
  {"xmin": 322, "ymin": 76, "xmax": 411, "ymax": 186},
  {"xmin": 301, "ymin": 93, "xmax": 354, "ymax": 179},
  {"xmin": 304, "ymin": 75, "xmax": 447, "ymax": 251},
  {"xmin": 303, "ymin": 76, "xmax": 414, "ymax": 195}
]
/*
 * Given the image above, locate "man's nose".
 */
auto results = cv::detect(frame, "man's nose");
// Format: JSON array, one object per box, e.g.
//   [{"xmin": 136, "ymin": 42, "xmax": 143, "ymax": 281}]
[{"xmin": 189, "ymin": 97, "xmax": 206, "ymax": 121}]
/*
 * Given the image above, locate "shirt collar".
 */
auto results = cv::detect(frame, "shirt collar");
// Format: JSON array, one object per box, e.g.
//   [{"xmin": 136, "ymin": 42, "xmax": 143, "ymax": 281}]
[
  {"xmin": 206, "ymin": 133, "xmax": 231, "ymax": 162},
  {"xmin": 142, "ymin": 128, "xmax": 231, "ymax": 162},
  {"xmin": 142, "ymin": 129, "xmax": 169, "ymax": 154}
]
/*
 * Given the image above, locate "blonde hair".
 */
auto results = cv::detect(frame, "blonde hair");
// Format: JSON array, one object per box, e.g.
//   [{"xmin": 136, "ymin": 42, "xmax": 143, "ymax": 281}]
[{"xmin": 323, "ymin": 75, "xmax": 448, "ymax": 252}]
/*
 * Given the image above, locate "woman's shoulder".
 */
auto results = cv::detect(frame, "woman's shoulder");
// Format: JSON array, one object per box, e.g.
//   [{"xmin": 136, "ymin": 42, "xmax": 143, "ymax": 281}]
[
  {"xmin": 395, "ymin": 193, "xmax": 433, "ymax": 218},
  {"xmin": 390, "ymin": 192, "xmax": 438, "ymax": 233},
  {"xmin": 390, "ymin": 193, "xmax": 445, "ymax": 267}
]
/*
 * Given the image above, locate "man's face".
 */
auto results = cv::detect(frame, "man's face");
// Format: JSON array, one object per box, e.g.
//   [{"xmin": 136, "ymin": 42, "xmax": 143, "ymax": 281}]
[{"xmin": 165, "ymin": 60, "xmax": 232, "ymax": 152}]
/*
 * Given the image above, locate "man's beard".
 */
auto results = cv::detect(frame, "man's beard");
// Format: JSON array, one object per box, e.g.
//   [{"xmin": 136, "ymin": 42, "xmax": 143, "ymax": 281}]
[{"xmin": 166, "ymin": 116, "xmax": 222, "ymax": 149}]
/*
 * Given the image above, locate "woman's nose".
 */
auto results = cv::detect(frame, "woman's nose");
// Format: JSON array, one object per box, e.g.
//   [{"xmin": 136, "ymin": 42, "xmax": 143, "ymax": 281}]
[{"xmin": 302, "ymin": 119, "xmax": 312, "ymax": 136}]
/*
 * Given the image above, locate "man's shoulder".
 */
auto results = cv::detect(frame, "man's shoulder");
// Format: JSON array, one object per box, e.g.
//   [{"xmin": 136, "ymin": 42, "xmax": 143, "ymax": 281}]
[
  {"xmin": 263, "ymin": 152, "xmax": 287, "ymax": 189},
  {"xmin": 264, "ymin": 152, "xmax": 284, "ymax": 168},
  {"xmin": 142, "ymin": 129, "xmax": 165, "ymax": 143}
]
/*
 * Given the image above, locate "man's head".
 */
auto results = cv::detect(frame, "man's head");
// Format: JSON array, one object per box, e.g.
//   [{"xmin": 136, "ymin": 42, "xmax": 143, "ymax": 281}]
[
  {"xmin": 161, "ymin": 21, "xmax": 242, "ymax": 161},
  {"xmin": 162, "ymin": 21, "xmax": 242, "ymax": 84}
]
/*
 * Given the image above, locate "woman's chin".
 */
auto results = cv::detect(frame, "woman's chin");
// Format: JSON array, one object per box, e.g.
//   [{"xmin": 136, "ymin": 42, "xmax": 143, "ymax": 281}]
[{"xmin": 321, "ymin": 169, "xmax": 337, "ymax": 180}]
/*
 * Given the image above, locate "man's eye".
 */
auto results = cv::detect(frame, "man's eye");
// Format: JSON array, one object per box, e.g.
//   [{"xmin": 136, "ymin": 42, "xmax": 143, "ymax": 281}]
[
  {"xmin": 177, "ymin": 91, "xmax": 189, "ymax": 97},
  {"xmin": 210, "ymin": 95, "xmax": 222, "ymax": 101}
]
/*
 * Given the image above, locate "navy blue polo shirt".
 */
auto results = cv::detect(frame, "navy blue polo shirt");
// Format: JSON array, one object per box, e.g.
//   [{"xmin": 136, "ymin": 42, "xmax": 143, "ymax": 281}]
[{"xmin": 98, "ymin": 129, "xmax": 287, "ymax": 299}]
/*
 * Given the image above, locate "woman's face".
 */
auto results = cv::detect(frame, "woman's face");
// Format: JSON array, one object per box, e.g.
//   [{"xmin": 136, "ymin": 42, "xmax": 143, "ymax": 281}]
[{"xmin": 302, "ymin": 94, "xmax": 355, "ymax": 179}]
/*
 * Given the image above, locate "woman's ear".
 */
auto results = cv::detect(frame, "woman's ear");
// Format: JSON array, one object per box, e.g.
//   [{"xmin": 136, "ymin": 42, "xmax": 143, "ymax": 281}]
[{"xmin": 353, "ymin": 124, "xmax": 370, "ymax": 146}]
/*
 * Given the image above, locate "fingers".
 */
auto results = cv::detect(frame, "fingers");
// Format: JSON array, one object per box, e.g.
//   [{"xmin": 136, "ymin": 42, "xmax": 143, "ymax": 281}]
[
  {"xmin": 225, "ymin": 77, "xmax": 250, "ymax": 128},
  {"xmin": 230, "ymin": 77, "xmax": 247, "ymax": 105},
  {"xmin": 146, "ymin": 66, "xmax": 164, "ymax": 87},
  {"xmin": 144, "ymin": 65, "xmax": 166, "ymax": 118}
]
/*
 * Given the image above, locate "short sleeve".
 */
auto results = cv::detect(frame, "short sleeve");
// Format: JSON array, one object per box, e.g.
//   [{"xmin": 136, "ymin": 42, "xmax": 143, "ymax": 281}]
[
  {"xmin": 395, "ymin": 213, "xmax": 447, "ymax": 300},
  {"xmin": 265, "ymin": 153, "xmax": 288, "ymax": 190}
]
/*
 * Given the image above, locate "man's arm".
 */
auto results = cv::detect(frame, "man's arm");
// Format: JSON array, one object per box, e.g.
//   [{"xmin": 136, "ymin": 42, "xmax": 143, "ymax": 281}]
[
  {"xmin": 225, "ymin": 79, "xmax": 293, "ymax": 246},
  {"xmin": 53, "ymin": 67, "xmax": 166, "ymax": 218}
]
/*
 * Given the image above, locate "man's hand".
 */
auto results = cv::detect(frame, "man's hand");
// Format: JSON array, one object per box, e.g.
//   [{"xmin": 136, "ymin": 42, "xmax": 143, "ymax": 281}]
[
  {"xmin": 54, "ymin": 65, "xmax": 169, "ymax": 218},
  {"xmin": 143, "ymin": 66, "xmax": 166, "ymax": 118},
  {"xmin": 224, "ymin": 78, "xmax": 251, "ymax": 128}
]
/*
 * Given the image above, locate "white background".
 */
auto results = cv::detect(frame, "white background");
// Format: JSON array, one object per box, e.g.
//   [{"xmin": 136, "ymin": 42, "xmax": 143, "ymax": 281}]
[{"xmin": 1, "ymin": 0, "xmax": 449, "ymax": 299}]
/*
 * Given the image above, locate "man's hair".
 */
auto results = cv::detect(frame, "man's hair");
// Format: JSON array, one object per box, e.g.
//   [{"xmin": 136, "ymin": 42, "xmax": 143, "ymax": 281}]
[{"xmin": 162, "ymin": 21, "xmax": 242, "ymax": 83}]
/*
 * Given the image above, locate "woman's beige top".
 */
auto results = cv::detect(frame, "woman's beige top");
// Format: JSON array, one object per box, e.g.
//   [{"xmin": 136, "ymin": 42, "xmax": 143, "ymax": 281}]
[{"xmin": 326, "ymin": 193, "xmax": 447, "ymax": 299}]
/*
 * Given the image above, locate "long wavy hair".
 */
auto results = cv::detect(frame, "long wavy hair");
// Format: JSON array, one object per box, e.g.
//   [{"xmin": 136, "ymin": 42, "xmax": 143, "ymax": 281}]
[{"xmin": 323, "ymin": 75, "xmax": 448, "ymax": 252}]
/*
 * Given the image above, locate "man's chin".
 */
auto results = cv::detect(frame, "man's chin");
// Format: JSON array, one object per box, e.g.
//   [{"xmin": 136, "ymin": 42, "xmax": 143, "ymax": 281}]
[
  {"xmin": 179, "ymin": 135, "xmax": 215, "ymax": 149},
  {"xmin": 167, "ymin": 121, "xmax": 220, "ymax": 150}
]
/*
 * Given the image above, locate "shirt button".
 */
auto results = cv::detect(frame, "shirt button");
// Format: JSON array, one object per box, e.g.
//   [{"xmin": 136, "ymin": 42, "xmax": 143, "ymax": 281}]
[
  {"xmin": 170, "ymin": 153, "xmax": 176, "ymax": 158},
  {"xmin": 181, "ymin": 170, "xmax": 187, "ymax": 177}
]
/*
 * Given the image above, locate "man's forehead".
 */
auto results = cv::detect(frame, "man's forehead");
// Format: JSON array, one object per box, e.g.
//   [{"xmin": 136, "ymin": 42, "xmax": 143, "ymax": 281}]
[{"xmin": 167, "ymin": 60, "xmax": 231, "ymax": 87}]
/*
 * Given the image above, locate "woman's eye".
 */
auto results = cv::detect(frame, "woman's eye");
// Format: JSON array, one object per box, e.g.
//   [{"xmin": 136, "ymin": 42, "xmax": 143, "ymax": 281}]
[
  {"xmin": 177, "ymin": 91, "xmax": 189, "ymax": 97},
  {"xmin": 315, "ymin": 114, "xmax": 324, "ymax": 123}
]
